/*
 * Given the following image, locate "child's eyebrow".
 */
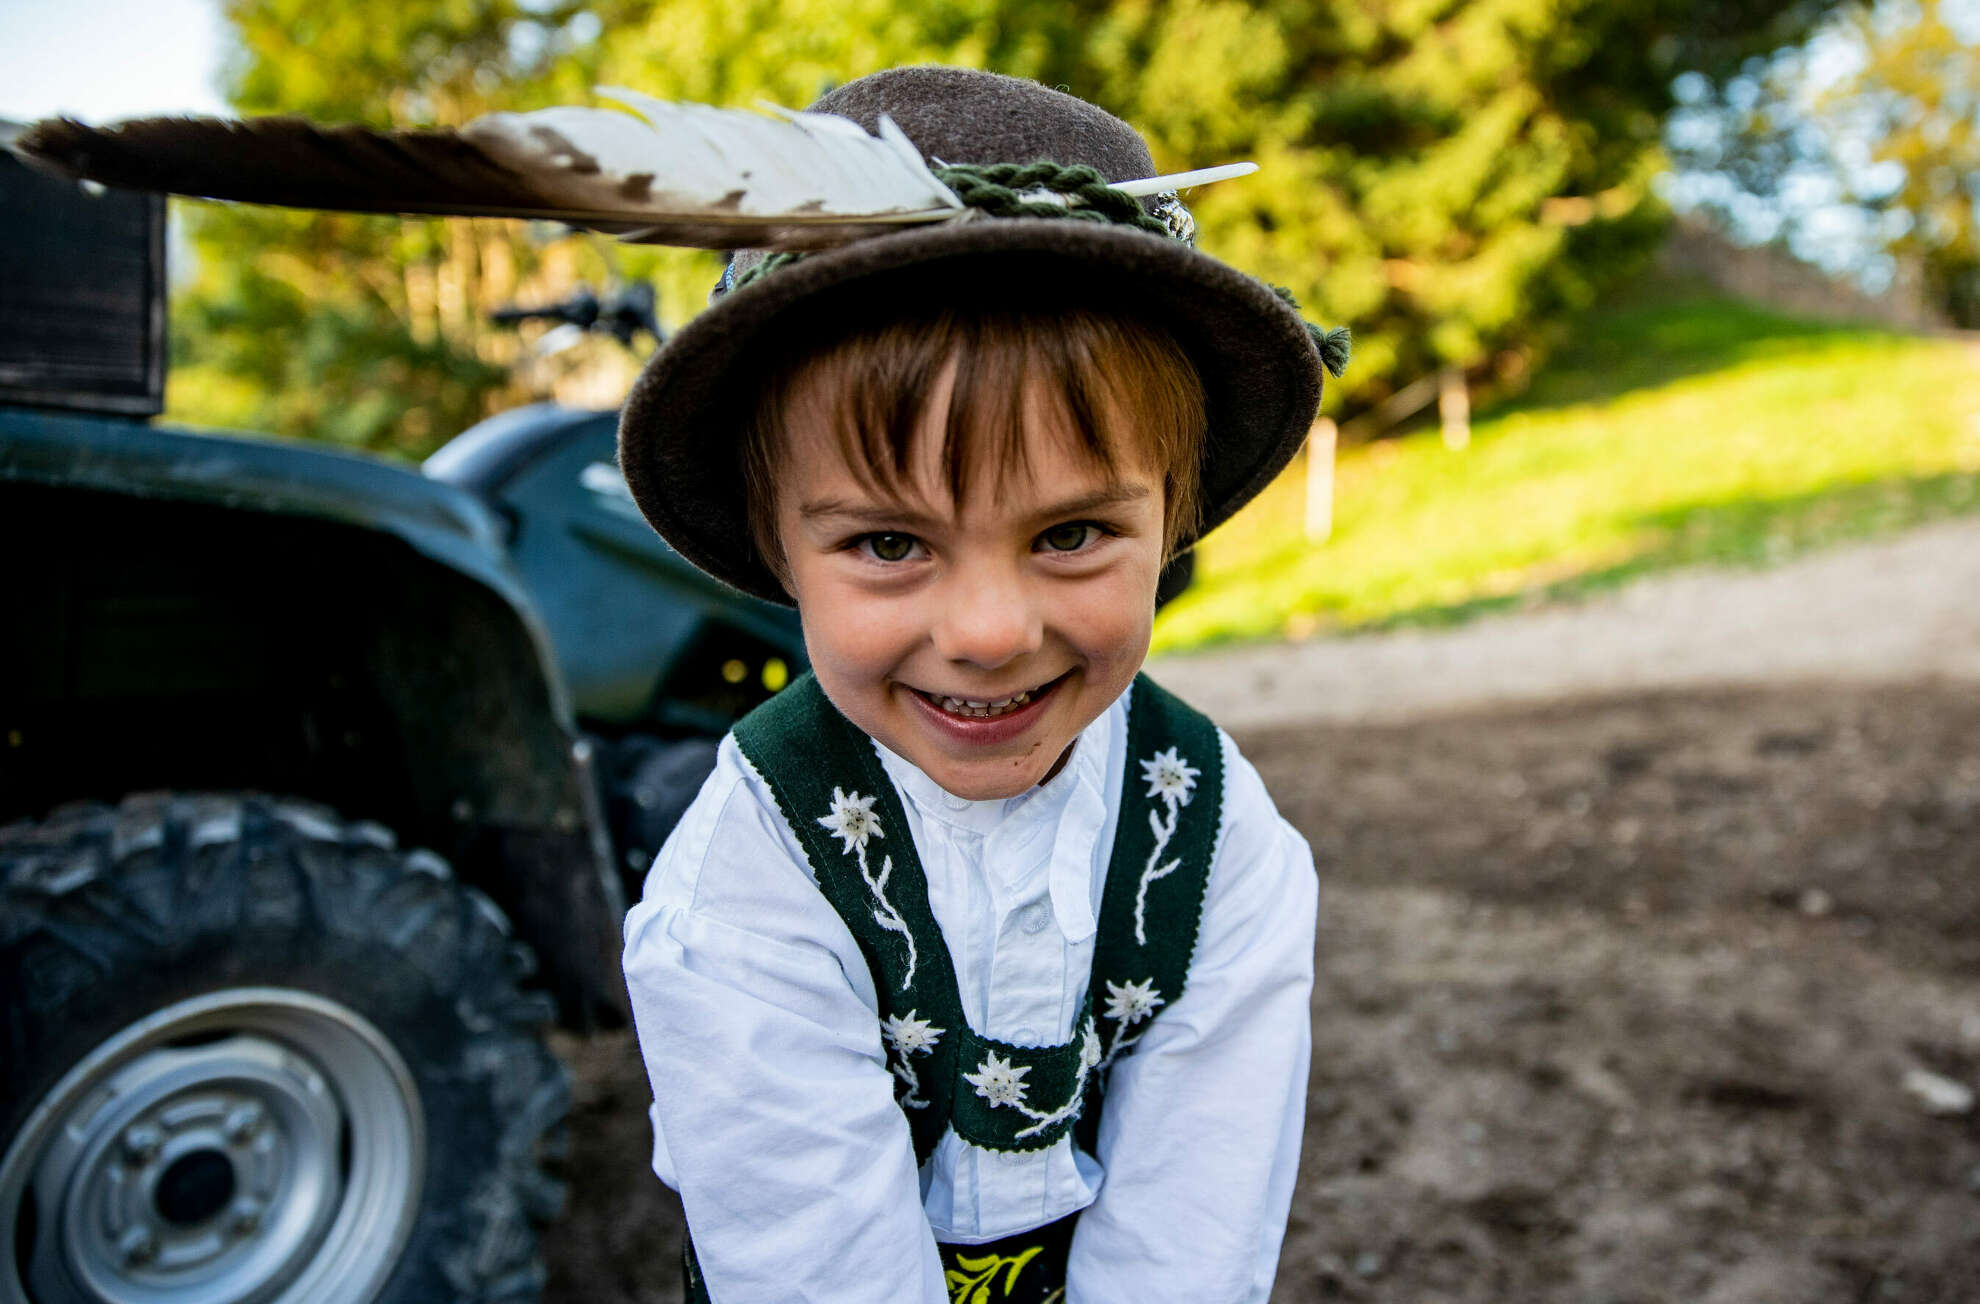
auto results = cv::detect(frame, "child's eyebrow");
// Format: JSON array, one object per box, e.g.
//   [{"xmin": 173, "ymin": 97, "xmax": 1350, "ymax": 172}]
[
  {"xmin": 796, "ymin": 497, "xmax": 944, "ymax": 529},
  {"xmin": 798, "ymin": 484, "xmax": 1150, "ymax": 528},
  {"xmin": 1024, "ymin": 485, "xmax": 1152, "ymax": 522}
]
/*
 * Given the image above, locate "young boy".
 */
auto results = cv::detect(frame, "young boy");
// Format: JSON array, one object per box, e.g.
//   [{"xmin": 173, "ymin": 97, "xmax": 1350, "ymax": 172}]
[{"xmin": 617, "ymin": 65, "xmax": 1344, "ymax": 1303}]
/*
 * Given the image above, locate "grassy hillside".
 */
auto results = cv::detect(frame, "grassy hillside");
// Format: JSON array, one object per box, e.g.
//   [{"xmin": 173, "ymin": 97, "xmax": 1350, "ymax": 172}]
[{"xmin": 1153, "ymin": 287, "xmax": 1980, "ymax": 653}]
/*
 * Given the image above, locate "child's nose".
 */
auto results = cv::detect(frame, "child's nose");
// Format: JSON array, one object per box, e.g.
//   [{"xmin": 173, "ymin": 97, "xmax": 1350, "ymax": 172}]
[{"xmin": 930, "ymin": 567, "xmax": 1043, "ymax": 668}]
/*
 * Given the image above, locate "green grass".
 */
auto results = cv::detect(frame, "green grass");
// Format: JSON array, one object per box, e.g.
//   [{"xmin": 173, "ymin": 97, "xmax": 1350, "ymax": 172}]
[{"xmin": 1152, "ymin": 286, "xmax": 1980, "ymax": 653}]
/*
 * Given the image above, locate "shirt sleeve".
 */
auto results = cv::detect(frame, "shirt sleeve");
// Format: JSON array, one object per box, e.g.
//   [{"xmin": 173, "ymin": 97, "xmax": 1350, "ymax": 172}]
[
  {"xmin": 1065, "ymin": 730, "xmax": 1318, "ymax": 1304},
  {"xmin": 621, "ymin": 738, "xmax": 950, "ymax": 1304}
]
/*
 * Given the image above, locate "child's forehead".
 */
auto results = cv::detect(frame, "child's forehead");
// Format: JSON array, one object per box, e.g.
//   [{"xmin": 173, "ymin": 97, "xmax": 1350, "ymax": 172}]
[
  {"xmin": 779, "ymin": 349, "xmax": 1156, "ymax": 481},
  {"xmin": 787, "ymin": 401, "xmax": 1147, "ymax": 517}
]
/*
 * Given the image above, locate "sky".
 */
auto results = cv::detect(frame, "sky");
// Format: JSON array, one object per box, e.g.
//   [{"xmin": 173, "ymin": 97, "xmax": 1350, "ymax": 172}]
[{"xmin": 2, "ymin": 0, "xmax": 228, "ymax": 123}]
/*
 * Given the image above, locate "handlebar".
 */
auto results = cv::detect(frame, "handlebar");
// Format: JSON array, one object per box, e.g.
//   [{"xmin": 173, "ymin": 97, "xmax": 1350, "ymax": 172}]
[{"xmin": 489, "ymin": 283, "xmax": 664, "ymax": 349}]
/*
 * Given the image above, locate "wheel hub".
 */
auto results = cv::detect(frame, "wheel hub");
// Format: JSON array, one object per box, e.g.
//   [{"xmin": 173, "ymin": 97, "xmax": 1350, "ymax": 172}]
[
  {"xmin": 0, "ymin": 989, "xmax": 424, "ymax": 1304},
  {"xmin": 154, "ymin": 1149, "xmax": 238, "ymax": 1228}
]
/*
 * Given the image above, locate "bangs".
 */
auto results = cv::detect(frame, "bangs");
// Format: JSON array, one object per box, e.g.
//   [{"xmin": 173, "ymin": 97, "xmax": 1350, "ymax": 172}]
[{"xmin": 744, "ymin": 295, "xmax": 1206, "ymax": 570}]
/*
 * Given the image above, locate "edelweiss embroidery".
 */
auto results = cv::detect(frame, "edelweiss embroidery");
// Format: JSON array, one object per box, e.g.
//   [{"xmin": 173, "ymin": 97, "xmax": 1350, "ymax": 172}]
[
  {"xmin": 883, "ymin": 1010, "xmax": 944, "ymax": 1109},
  {"xmin": 884, "ymin": 1011, "xmax": 943, "ymax": 1054},
  {"xmin": 817, "ymin": 787, "xmax": 918, "ymax": 988},
  {"xmin": 965, "ymin": 1050, "xmax": 1031, "ymax": 1108},
  {"xmin": 1133, "ymin": 746, "xmax": 1200, "ymax": 945},
  {"xmin": 966, "ymin": 1017, "xmax": 1101, "ymax": 1140},
  {"xmin": 1102, "ymin": 977, "xmax": 1164, "ymax": 1026},
  {"xmin": 817, "ymin": 787, "xmax": 882, "ymax": 853},
  {"xmin": 1095, "ymin": 978, "xmax": 1166, "ymax": 1070}
]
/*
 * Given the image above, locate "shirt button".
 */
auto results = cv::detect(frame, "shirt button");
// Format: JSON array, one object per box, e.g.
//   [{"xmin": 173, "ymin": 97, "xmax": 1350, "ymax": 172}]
[
  {"xmin": 941, "ymin": 791, "xmax": 969, "ymax": 811},
  {"xmin": 1012, "ymin": 1026, "xmax": 1040, "ymax": 1044},
  {"xmin": 1018, "ymin": 902, "xmax": 1052, "ymax": 935}
]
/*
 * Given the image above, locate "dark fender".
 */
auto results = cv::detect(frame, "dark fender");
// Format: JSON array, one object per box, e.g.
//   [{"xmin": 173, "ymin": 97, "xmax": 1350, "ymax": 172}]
[{"xmin": 0, "ymin": 407, "xmax": 628, "ymax": 1025}]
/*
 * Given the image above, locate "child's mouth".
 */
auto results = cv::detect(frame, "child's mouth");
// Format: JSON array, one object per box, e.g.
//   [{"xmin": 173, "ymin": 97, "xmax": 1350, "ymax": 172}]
[
  {"xmin": 923, "ymin": 688, "xmax": 1033, "ymax": 719},
  {"xmin": 910, "ymin": 672, "xmax": 1067, "ymax": 722}
]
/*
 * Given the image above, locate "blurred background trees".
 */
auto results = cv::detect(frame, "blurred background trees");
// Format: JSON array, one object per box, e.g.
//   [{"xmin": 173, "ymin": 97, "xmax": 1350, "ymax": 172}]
[
  {"xmin": 171, "ymin": 0, "xmax": 1846, "ymax": 456},
  {"xmin": 1840, "ymin": 0, "xmax": 1980, "ymax": 323},
  {"xmin": 1665, "ymin": 0, "xmax": 1980, "ymax": 328}
]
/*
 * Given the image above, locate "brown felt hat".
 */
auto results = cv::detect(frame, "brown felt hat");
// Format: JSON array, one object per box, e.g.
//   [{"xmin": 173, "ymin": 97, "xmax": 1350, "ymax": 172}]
[{"xmin": 618, "ymin": 65, "xmax": 1330, "ymax": 604}]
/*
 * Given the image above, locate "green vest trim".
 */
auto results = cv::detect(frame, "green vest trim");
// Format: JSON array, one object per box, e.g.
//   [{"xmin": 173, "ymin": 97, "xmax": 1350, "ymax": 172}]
[
  {"xmin": 732, "ymin": 671, "xmax": 1222, "ymax": 1163},
  {"xmin": 1076, "ymin": 672, "xmax": 1223, "ymax": 1152}
]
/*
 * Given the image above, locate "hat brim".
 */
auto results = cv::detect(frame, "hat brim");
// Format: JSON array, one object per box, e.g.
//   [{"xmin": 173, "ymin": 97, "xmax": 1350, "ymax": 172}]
[{"xmin": 618, "ymin": 217, "xmax": 1322, "ymax": 605}]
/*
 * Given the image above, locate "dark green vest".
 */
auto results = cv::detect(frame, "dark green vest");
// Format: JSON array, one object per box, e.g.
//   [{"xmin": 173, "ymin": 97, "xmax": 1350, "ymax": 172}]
[{"xmin": 687, "ymin": 671, "xmax": 1223, "ymax": 1301}]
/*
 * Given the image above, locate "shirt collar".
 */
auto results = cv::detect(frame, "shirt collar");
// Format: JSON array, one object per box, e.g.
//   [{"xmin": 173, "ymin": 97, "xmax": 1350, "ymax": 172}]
[{"xmin": 871, "ymin": 700, "xmax": 1121, "ymax": 942}]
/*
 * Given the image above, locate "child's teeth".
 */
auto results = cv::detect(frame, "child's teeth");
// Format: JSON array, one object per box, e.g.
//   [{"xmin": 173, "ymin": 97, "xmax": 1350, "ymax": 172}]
[{"xmin": 933, "ymin": 688, "xmax": 1034, "ymax": 718}]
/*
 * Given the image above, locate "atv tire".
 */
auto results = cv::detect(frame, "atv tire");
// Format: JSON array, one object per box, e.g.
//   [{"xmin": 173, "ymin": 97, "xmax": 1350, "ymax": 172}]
[{"xmin": 0, "ymin": 793, "xmax": 569, "ymax": 1304}]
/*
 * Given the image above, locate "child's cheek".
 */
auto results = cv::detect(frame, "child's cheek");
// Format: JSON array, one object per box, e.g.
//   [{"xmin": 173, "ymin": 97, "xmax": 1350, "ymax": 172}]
[
  {"xmin": 794, "ymin": 572, "xmax": 931, "ymax": 693},
  {"xmin": 1054, "ymin": 560, "xmax": 1158, "ymax": 671}
]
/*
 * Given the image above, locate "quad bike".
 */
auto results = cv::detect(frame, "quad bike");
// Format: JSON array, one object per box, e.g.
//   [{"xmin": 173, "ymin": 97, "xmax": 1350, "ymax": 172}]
[{"xmin": 0, "ymin": 149, "xmax": 803, "ymax": 1303}]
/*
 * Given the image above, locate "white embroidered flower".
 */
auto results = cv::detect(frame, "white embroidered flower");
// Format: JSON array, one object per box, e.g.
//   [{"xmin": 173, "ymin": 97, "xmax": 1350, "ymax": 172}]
[
  {"xmin": 1140, "ymin": 747, "xmax": 1199, "ymax": 805},
  {"xmin": 883, "ymin": 1011, "xmax": 944, "ymax": 1056},
  {"xmin": 1103, "ymin": 978, "xmax": 1165, "ymax": 1026},
  {"xmin": 1081, "ymin": 1022, "xmax": 1103, "ymax": 1069},
  {"xmin": 964, "ymin": 1051, "xmax": 1031, "ymax": 1108},
  {"xmin": 817, "ymin": 787, "xmax": 883, "ymax": 855}
]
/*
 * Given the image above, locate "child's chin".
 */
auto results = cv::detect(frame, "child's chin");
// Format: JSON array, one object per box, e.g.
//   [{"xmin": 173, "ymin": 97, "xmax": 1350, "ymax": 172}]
[
  {"xmin": 909, "ymin": 735, "xmax": 1070, "ymax": 802},
  {"xmin": 944, "ymin": 759, "xmax": 1049, "ymax": 800}
]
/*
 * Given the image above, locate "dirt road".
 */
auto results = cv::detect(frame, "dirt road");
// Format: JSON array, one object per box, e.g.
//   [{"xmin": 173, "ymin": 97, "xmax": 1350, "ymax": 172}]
[
  {"xmin": 1149, "ymin": 515, "xmax": 1980, "ymax": 730},
  {"xmin": 547, "ymin": 520, "xmax": 1980, "ymax": 1303}
]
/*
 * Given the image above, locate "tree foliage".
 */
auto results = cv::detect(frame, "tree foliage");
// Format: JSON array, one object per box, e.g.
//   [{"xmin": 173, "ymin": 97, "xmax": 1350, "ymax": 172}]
[
  {"xmin": 1828, "ymin": 0, "xmax": 1980, "ymax": 323},
  {"xmin": 1662, "ymin": 0, "xmax": 1980, "ymax": 327},
  {"xmin": 170, "ymin": 0, "xmax": 1833, "ymax": 455},
  {"xmin": 170, "ymin": 0, "xmax": 617, "ymax": 454}
]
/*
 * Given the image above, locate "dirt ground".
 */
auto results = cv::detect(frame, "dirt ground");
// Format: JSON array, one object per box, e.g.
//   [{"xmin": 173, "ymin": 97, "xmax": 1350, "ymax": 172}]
[{"xmin": 545, "ymin": 672, "xmax": 1980, "ymax": 1303}]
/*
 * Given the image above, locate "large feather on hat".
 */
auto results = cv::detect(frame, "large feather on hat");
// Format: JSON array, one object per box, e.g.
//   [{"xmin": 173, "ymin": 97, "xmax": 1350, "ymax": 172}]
[{"xmin": 10, "ymin": 92, "xmax": 1252, "ymax": 252}]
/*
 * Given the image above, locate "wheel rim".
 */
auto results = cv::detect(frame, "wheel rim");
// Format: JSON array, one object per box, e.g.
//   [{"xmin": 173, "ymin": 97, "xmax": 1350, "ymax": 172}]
[{"xmin": 0, "ymin": 988, "xmax": 425, "ymax": 1304}]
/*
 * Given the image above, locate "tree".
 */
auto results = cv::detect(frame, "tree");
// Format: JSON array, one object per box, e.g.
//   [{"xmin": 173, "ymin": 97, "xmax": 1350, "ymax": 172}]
[
  {"xmin": 1830, "ymin": 0, "xmax": 1980, "ymax": 323},
  {"xmin": 1071, "ymin": 0, "xmax": 1835, "ymax": 409},
  {"xmin": 592, "ymin": 0, "xmax": 1833, "ymax": 411},
  {"xmin": 171, "ymin": 0, "xmax": 616, "ymax": 455},
  {"xmin": 171, "ymin": 0, "xmax": 1835, "ymax": 452},
  {"xmin": 1663, "ymin": 0, "xmax": 1980, "ymax": 327}
]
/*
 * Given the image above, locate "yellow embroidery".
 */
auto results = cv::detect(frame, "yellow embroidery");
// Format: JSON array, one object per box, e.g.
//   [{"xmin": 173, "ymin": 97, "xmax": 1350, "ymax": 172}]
[{"xmin": 944, "ymin": 1244, "xmax": 1043, "ymax": 1303}]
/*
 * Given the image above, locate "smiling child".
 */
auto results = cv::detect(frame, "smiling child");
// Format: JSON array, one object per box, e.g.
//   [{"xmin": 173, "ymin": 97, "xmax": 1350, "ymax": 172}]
[{"xmin": 618, "ymin": 66, "xmax": 1347, "ymax": 1304}]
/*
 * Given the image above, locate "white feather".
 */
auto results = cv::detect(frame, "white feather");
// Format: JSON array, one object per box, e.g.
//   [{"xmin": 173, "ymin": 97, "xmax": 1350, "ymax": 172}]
[
  {"xmin": 14, "ymin": 93, "xmax": 1257, "ymax": 253},
  {"xmin": 466, "ymin": 93, "xmax": 962, "ymax": 224},
  {"xmin": 874, "ymin": 114, "xmax": 964, "ymax": 208}
]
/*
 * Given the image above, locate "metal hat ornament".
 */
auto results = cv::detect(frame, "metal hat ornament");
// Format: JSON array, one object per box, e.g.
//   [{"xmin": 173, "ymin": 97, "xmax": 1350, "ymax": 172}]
[{"xmin": 12, "ymin": 66, "xmax": 1349, "ymax": 604}]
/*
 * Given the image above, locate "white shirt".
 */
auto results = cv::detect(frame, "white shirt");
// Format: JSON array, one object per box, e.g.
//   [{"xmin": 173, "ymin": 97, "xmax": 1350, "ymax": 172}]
[{"xmin": 622, "ymin": 685, "xmax": 1317, "ymax": 1303}]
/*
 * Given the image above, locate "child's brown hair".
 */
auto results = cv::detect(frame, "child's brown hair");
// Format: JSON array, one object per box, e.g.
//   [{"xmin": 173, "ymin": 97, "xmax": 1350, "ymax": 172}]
[{"xmin": 741, "ymin": 295, "xmax": 1207, "ymax": 580}]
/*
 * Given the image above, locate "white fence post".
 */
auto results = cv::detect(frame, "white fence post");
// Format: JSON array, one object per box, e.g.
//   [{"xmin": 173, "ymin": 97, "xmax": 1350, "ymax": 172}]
[
  {"xmin": 1439, "ymin": 365, "xmax": 1471, "ymax": 450},
  {"xmin": 1305, "ymin": 417, "xmax": 1338, "ymax": 543}
]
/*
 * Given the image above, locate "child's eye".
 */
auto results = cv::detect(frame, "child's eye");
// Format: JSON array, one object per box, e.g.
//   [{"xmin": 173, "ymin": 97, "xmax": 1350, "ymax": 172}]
[
  {"xmin": 858, "ymin": 532, "xmax": 921, "ymax": 562},
  {"xmin": 1038, "ymin": 522, "xmax": 1102, "ymax": 553}
]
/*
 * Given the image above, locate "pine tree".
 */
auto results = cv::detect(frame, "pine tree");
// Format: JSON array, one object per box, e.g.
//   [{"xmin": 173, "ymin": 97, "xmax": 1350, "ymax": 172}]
[{"xmin": 170, "ymin": 0, "xmax": 1833, "ymax": 451}]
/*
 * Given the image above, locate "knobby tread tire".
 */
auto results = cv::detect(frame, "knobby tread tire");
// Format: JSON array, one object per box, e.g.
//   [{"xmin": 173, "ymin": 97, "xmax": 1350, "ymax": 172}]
[{"xmin": 0, "ymin": 792, "xmax": 570, "ymax": 1304}]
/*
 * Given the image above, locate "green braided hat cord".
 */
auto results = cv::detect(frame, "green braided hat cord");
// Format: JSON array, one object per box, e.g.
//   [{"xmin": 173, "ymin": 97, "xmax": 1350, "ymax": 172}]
[
  {"xmin": 726, "ymin": 161, "xmax": 1354, "ymax": 383},
  {"xmin": 934, "ymin": 161, "xmax": 1172, "ymax": 236},
  {"xmin": 732, "ymin": 161, "xmax": 1168, "ymax": 290}
]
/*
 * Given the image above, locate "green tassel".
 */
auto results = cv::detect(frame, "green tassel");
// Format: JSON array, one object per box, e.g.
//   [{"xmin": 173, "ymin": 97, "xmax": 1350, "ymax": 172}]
[
  {"xmin": 1313, "ymin": 323, "xmax": 1352, "ymax": 378},
  {"xmin": 1271, "ymin": 284, "xmax": 1350, "ymax": 377}
]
